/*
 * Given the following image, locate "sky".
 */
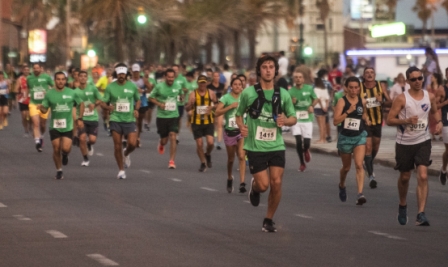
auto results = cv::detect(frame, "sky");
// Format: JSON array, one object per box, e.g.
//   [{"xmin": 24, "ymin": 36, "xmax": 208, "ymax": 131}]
[{"xmin": 343, "ymin": 0, "xmax": 448, "ymax": 29}]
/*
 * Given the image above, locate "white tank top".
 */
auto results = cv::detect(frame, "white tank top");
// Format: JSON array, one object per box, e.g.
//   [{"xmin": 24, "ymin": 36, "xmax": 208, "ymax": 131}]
[{"xmin": 396, "ymin": 90, "xmax": 431, "ymax": 145}]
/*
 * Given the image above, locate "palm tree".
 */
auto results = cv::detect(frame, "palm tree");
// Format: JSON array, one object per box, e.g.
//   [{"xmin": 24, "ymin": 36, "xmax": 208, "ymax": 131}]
[
  {"xmin": 384, "ymin": 0, "xmax": 400, "ymax": 21},
  {"xmin": 412, "ymin": 0, "xmax": 435, "ymax": 39},
  {"xmin": 316, "ymin": 0, "xmax": 330, "ymax": 65}
]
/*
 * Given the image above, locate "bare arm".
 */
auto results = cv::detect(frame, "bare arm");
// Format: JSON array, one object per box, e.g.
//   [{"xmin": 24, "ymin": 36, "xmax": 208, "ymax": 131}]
[
  {"xmin": 386, "ymin": 94, "xmax": 412, "ymax": 126},
  {"xmin": 215, "ymin": 102, "xmax": 238, "ymax": 117},
  {"xmin": 333, "ymin": 98, "xmax": 349, "ymax": 126}
]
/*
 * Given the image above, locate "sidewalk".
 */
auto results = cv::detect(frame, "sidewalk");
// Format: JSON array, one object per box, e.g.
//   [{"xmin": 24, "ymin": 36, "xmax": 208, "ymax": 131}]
[{"xmin": 283, "ymin": 122, "xmax": 445, "ymax": 176}]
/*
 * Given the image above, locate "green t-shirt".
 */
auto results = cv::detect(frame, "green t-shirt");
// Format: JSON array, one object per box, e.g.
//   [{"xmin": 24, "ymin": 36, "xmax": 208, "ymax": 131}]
[
  {"xmin": 103, "ymin": 81, "xmax": 140, "ymax": 123},
  {"xmin": 27, "ymin": 73, "xmax": 54, "ymax": 104},
  {"xmin": 42, "ymin": 87, "xmax": 82, "ymax": 132},
  {"xmin": 74, "ymin": 84, "xmax": 103, "ymax": 122},
  {"xmin": 174, "ymin": 75, "xmax": 187, "ymax": 106},
  {"xmin": 147, "ymin": 77, "xmax": 157, "ymax": 98},
  {"xmin": 288, "ymin": 84, "xmax": 317, "ymax": 123},
  {"xmin": 236, "ymin": 86, "xmax": 296, "ymax": 152},
  {"xmin": 219, "ymin": 93, "xmax": 240, "ymax": 130},
  {"xmin": 333, "ymin": 90, "xmax": 344, "ymax": 107},
  {"xmin": 184, "ymin": 80, "xmax": 198, "ymax": 105},
  {"xmin": 149, "ymin": 81, "xmax": 183, "ymax": 118}
]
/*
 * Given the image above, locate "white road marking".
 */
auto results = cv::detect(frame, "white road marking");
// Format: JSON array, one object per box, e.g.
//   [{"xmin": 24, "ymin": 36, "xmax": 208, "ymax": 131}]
[
  {"xmin": 96, "ymin": 153, "xmax": 104, "ymax": 157},
  {"xmin": 0, "ymin": 202, "xmax": 7, "ymax": 208},
  {"xmin": 140, "ymin": 170, "xmax": 151, "ymax": 174},
  {"xmin": 87, "ymin": 254, "xmax": 119, "ymax": 266},
  {"xmin": 46, "ymin": 230, "xmax": 68, "ymax": 238},
  {"xmin": 170, "ymin": 178, "xmax": 182, "ymax": 182},
  {"xmin": 368, "ymin": 231, "xmax": 406, "ymax": 240},
  {"xmin": 295, "ymin": 214, "xmax": 313, "ymax": 219},
  {"xmin": 13, "ymin": 215, "xmax": 31, "ymax": 221},
  {"xmin": 201, "ymin": 187, "xmax": 217, "ymax": 192}
]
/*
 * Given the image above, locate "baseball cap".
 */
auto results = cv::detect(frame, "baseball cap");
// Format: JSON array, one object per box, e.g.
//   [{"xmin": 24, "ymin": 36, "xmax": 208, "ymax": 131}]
[
  {"xmin": 132, "ymin": 64, "xmax": 141, "ymax": 72},
  {"xmin": 197, "ymin": 75, "xmax": 207, "ymax": 83},
  {"xmin": 115, "ymin": 66, "xmax": 128, "ymax": 75}
]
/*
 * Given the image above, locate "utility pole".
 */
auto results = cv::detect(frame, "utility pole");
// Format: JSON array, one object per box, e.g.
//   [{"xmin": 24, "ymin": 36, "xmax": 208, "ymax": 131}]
[{"xmin": 66, "ymin": 0, "xmax": 71, "ymax": 67}]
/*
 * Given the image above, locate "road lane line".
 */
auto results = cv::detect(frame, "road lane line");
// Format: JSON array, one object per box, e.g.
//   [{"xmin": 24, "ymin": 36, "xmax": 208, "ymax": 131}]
[
  {"xmin": 368, "ymin": 231, "xmax": 406, "ymax": 240},
  {"xmin": 13, "ymin": 215, "xmax": 31, "ymax": 221},
  {"xmin": 140, "ymin": 170, "xmax": 151, "ymax": 174},
  {"xmin": 295, "ymin": 214, "xmax": 313, "ymax": 219},
  {"xmin": 0, "ymin": 202, "xmax": 7, "ymax": 208},
  {"xmin": 96, "ymin": 153, "xmax": 104, "ymax": 157},
  {"xmin": 170, "ymin": 178, "xmax": 182, "ymax": 182},
  {"xmin": 87, "ymin": 254, "xmax": 119, "ymax": 266},
  {"xmin": 46, "ymin": 230, "xmax": 68, "ymax": 238},
  {"xmin": 201, "ymin": 187, "xmax": 217, "ymax": 192}
]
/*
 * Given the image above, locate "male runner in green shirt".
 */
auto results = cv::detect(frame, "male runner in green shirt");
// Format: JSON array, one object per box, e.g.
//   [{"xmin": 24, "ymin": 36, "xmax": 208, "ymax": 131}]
[
  {"xmin": 100, "ymin": 63, "xmax": 141, "ymax": 179},
  {"xmin": 236, "ymin": 55, "xmax": 297, "ymax": 233},
  {"xmin": 39, "ymin": 72, "xmax": 84, "ymax": 180}
]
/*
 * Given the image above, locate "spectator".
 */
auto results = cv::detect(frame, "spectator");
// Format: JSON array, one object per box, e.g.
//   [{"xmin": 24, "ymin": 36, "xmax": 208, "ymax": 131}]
[
  {"xmin": 389, "ymin": 73, "xmax": 410, "ymax": 101},
  {"xmin": 329, "ymin": 63, "xmax": 343, "ymax": 87},
  {"xmin": 423, "ymin": 47, "xmax": 441, "ymax": 90},
  {"xmin": 313, "ymin": 77, "xmax": 330, "ymax": 144},
  {"xmin": 317, "ymin": 69, "xmax": 334, "ymax": 142},
  {"xmin": 278, "ymin": 51, "xmax": 289, "ymax": 77}
]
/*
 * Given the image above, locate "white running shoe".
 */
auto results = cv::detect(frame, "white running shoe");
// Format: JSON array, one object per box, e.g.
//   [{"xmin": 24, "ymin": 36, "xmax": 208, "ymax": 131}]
[
  {"xmin": 81, "ymin": 160, "xmax": 90, "ymax": 167},
  {"xmin": 117, "ymin": 170, "xmax": 126, "ymax": 179},
  {"xmin": 88, "ymin": 144, "xmax": 94, "ymax": 156},
  {"xmin": 123, "ymin": 148, "xmax": 131, "ymax": 168}
]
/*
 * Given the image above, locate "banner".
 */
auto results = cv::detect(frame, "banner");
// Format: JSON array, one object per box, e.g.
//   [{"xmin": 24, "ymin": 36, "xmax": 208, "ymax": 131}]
[{"xmin": 28, "ymin": 29, "xmax": 47, "ymax": 54}]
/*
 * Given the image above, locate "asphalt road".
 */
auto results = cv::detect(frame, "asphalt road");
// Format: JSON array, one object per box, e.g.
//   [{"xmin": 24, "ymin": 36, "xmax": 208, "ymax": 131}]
[{"xmin": 1, "ymin": 109, "xmax": 448, "ymax": 267}]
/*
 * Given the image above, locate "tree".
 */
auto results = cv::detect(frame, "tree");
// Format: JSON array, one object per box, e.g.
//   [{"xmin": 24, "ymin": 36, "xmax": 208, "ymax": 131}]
[
  {"xmin": 442, "ymin": 0, "xmax": 448, "ymax": 15},
  {"xmin": 384, "ymin": 0, "xmax": 400, "ymax": 21},
  {"xmin": 412, "ymin": 0, "xmax": 435, "ymax": 39},
  {"xmin": 316, "ymin": 0, "xmax": 330, "ymax": 65},
  {"xmin": 284, "ymin": 0, "xmax": 305, "ymax": 63}
]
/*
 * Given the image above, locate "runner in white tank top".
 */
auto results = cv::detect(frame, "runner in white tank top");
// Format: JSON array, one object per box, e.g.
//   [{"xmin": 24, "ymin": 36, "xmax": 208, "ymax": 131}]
[{"xmin": 386, "ymin": 66, "xmax": 442, "ymax": 227}]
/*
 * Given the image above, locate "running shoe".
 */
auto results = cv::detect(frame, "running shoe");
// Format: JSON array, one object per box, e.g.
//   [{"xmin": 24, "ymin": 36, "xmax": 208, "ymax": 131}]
[
  {"xmin": 217, "ymin": 145, "xmax": 222, "ymax": 150},
  {"xmin": 124, "ymin": 150, "xmax": 131, "ymax": 168},
  {"xmin": 55, "ymin": 171, "xmax": 64, "ymax": 180},
  {"xmin": 62, "ymin": 154, "xmax": 69, "ymax": 166},
  {"xmin": 299, "ymin": 163, "xmax": 306, "ymax": 172},
  {"xmin": 356, "ymin": 193, "xmax": 367, "ymax": 205},
  {"xmin": 103, "ymin": 122, "xmax": 108, "ymax": 131},
  {"xmin": 87, "ymin": 143, "xmax": 94, "ymax": 156},
  {"xmin": 168, "ymin": 160, "xmax": 176, "ymax": 169},
  {"xmin": 326, "ymin": 136, "xmax": 332, "ymax": 143},
  {"xmin": 339, "ymin": 185, "xmax": 347, "ymax": 202},
  {"xmin": 205, "ymin": 154, "xmax": 212, "ymax": 168},
  {"xmin": 144, "ymin": 123, "xmax": 150, "ymax": 131},
  {"xmin": 227, "ymin": 176, "xmax": 234, "ymax": 193},
  {"xmin": 117, "ymin": 170, "xmax": 126, "ymax": 179},
  {"xmin": 249, "ymin": 177, "xmax": 260, "ymax": 207},
  {"xmin": 369, "ymin": 176, "xmax": 377, "ymax": 189},
  {"xmin": 415, "ymin": 212, "xmax": 430, "ymax": 226},
  {"xmin": 158, "ymin": 142, "xmax": 165, "ymax": 155},
  {"xmin": 176, "ymin": 139, "xmax": 179, "ymax": 144},
  {"xmin": 397, "ymin": 205, "xmax": 408, "ymax": 225},
  {"xmin": 36, "ymin": 142, "xmax": 43, "ymax": 152},
  {"xmin": 239, "ymin": 182, "xmax": 247, "ymax": 193},
  {"xmin": 81, "ymin": 160, "xmax": 90, "ymax": 167},
  {"xmin": 262, "ymin": 218, "xmax": 277, "ymax": 233},
  {"xmin": 199, "ymin": 163, "xmax": 207, "ymax": 172},
  {"xmin": 439, "ymin": 169, "xmax": 447, "ymax": 185},
  {"xmin": 304, "ymin": 150, "xmax": 311, "ymax": 163}
]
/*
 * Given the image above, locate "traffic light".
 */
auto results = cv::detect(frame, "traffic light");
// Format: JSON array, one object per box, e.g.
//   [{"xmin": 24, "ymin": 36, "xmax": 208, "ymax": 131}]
[{"xmin": 137, "ymin": 7, "xmax": 147, "ymax": 24}]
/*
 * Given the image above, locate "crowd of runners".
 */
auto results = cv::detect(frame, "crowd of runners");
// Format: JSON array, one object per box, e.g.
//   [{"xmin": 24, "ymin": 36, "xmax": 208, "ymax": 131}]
[{"xmin": 2, "ymin": 49, "xmax": 448, "ymax": 232}]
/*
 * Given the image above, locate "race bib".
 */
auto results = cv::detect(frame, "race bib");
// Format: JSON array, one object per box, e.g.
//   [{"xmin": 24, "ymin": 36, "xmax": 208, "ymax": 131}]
[
  {"xmin": 343, "ymin": 118, "xmax": 361, "ymax": 131},
  {"xmin": 196, "ymin": 106, "xmax": 208, "ymax": 115},
  {"xmin": 407, "ymin": 119, "xmax": 427, "ymax": 132},
  {"xmin": 366, "ymin": 97, "xmax": 381, "ymax": 109},
  {"xmin": 228, "ymin": 117, "xmax": 238, "ymax": 128},
  {"xmin": 165, "ymin": 101, "xmax": 177, "ymax": 111},
  {"xmin": 116, "ymin": 102, "xmax": 130, "ymax": 112},
  {"xmin": 83, "ymin": 109, "xmax": 94, "ymax": 116},
  {"xmin": 296, "ymin": 111, "xmax": 309, "ymax": 120},
  {"xmin": 53, "ymin": 119, "xmax": 66, "ymax": 129},
  {"xmin": 255, "ymin": 126, "xmax": 277, "ymax": 141},
  {"xmin": 34, "ymin": 91, "xmax": 45, "ymax": 100},
  {"xmin": 0, "ymin": 89, "xmax": 7, "ymax": 95}
]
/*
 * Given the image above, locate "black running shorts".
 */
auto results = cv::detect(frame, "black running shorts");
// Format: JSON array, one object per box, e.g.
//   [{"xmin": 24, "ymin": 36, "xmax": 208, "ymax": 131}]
[
  {"xmin": 109, "ymin": 121, "xmax": 137, "ymax": 136},
  {"xmin": 156, "ymin": 117, "xmax": 179, "ymax": 138},
  {"xmin": 50, "ymin": 129, "xmax": 73, "ymax": 141},
  {"xmin": 247, "ymin": 150, "xmax": 286, "ymax": 175},
  {"xmin": 394, "ymin": 139, "xmax": 432, "ymax": 172},
  {"xmin": 78, "ymin": 121, "xmax": 99, "ymax": 137},
  {"xmin": 191, "ymin": 124, "xmax": 214, "ymax": 140}
]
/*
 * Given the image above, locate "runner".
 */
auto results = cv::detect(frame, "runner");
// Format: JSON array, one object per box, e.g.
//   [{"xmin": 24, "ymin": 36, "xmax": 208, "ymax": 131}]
[
  {"xmin": 185, "ymin": 75, "xmax": 218, "ymax": 172},
  {"xmin": 215, "ymin": 77, "xmax": 246, "ymax": 193},
  {"xmin": 0, "ymin": 72, "xmax": 10, "ymax": 129},
  {"xmin": 235, "ymin": 55, "xmax": 297, "ymax": 232},
  {"xmin": 184, "ymin": 71, "xmax": 198, "ymax": 129},
  {"xmin": 75, "ymin": 71, "xmax": 103, "ymax": 166},
  {"xmin": 130, "ymin": 64, "xmax": 151, "ymax": 147},
  {"xmin": 38, "ymin": 72, "xmax": 84, "ymax": 179},
  {"xmin": 360, "ymin": 67, "xmax": 391, "ymax": 188},
  {"xmin": 386, "ymin": 66, "xmax": 441, "ymax": 226},
  {"xmin": 289, "ymin": 70, "xmax": 318, "ymax": 172},
  {"xmin": 440, "ymin": 71, "xmax": 448, "ymax": 185},
  {"xmin": 143, "ymin": 68, "xmax": 156, "ymax": 131},
  {"xmin": 334, "ymin": 76, "xmax": 370, "ymax": 205},
  {"xmin": 149, "ymin": 68, "xmax": 183, "ymax": 169},
  {"xmin": 100, "ymin": 63, "xmax": 140, "ymax": 179},
  {"xmin": 207, "ymin": 71, "xmax": 225, "ymax": 150},
  {"xmin": 96, "ymin": 67, "xmax": 113, "ymax": 135},
  {"xmin": 28, "ymin": 62, "xmax": 54, "ymax": 152},
  {"xmin": 172, "ymin": 64, "xmax": 188, "ymax": 144},
  {"xmin": 15, "ymin": 65, "xmax": 32, "ymax": 136}
]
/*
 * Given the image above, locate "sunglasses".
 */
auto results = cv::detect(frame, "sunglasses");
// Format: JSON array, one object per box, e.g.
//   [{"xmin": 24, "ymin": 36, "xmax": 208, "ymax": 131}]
[{"xmin": 409, "ymin": 76, "xmax": 423, "ymax": 82}]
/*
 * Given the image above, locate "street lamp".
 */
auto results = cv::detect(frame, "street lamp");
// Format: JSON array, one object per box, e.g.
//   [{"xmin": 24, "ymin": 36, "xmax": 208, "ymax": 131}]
[
  {"xmin": 87, "ymin": 49, "xmax": 96, "ymax": 58},
  {"xmin": 304, "ymin": 46, "xmax": 313, "ymax": 56},
  {"xmin": 137, "ymin": 7, "xmax": 147, "ymax": 24}
]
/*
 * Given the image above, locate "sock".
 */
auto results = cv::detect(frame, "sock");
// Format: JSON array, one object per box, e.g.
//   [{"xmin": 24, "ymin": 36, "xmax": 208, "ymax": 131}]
[
  {"xmin": 372, "ymin": 149, "xmax": 378, "ymax": 160},
  {"xmin": 62, "ymin": 152, "xmax": 68, "ymax": 157},
  {"xmin": 83, "ymin": 155, "xmax": 88, "ymax": 161},
  {"xmin": 35, "ymin": 138, "xmax": 40, "ymax": 144},
  {"xmin": 294, "ymin": 135, "xmax": 304, "ymax": 164},
  {"xmin": 303, "ymin": 138, "xmax": 311, "ymax": 151},
  {"xmin": 57, "ymin": 169, "xmax": 62, "ymax": 172},
  {"xmin": 364, "ymin": 155, "xmax": 373, "ymax": 176}
]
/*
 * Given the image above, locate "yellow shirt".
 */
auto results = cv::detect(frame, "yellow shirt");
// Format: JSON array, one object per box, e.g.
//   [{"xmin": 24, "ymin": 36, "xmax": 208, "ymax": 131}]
[{"xmin": 96, "ymin": 76, "xmax": 109, "ymax": 95}]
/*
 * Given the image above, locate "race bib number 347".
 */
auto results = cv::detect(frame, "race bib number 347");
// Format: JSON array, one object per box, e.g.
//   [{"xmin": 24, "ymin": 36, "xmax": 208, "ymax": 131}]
[{"xmin": 255, "ymin": 126, "xmax": 277, "ymax": 141}]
